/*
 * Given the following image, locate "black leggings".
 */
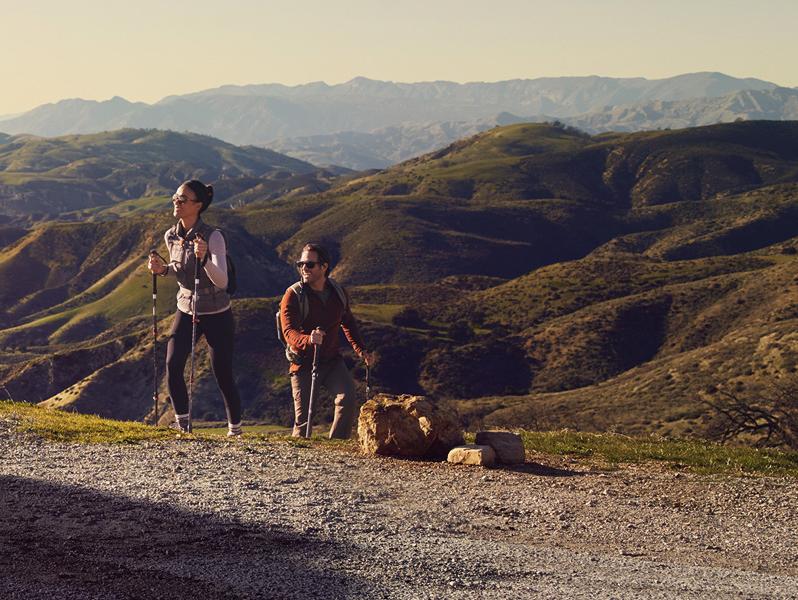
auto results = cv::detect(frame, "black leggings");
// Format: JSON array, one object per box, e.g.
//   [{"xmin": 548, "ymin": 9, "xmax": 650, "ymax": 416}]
[{"xmin": 166, "ymin": 309, "xmax": 241, "ymax": 424}]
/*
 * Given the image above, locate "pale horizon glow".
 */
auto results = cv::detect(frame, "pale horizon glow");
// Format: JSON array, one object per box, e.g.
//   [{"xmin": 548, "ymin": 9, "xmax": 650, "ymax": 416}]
[{"xmin": 2, "ymin": 0, "xmax": 796, "ymax": 115}]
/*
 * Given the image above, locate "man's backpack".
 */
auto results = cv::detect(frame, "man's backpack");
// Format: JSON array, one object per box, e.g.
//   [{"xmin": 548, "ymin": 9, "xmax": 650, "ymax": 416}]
[{"xmin": 276, "ymin": 279, "xmax": 348, "ymax": 364}]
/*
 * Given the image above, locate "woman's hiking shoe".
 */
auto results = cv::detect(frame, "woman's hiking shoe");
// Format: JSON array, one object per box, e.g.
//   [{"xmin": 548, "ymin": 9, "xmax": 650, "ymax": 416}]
[{"xmin": 170, "ymin": 415, "xmax": 191, "ymax": 433}]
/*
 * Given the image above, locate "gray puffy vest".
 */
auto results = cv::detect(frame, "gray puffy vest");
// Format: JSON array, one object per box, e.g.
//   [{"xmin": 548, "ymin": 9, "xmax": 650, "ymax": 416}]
[{"xmin": 166, "ymin": 219, "xmax": 231, "ymax": 315}]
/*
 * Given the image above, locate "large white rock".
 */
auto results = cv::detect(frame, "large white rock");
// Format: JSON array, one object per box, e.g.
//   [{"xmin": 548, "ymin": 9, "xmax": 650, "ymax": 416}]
[
  {"xmin": 447, "ymin": 444, "xmax": 496, "ymax": 467},
  {"xmin": 475, "ymin": 431, "xmax": 526, "ymax": 465},
  {"xmin": 357, "ymin": 394, "xmax": 464, "ymax": 458}
]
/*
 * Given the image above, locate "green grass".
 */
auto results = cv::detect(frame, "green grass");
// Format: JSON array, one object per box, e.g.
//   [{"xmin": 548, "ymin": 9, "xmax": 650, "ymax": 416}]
[
  {"xmin": 0, "ymin": 310, "xmax": 76, "ymax": 347},
  {"xmin": 0, "ymin": 172, "xmax": 68, "ymax": 185},
  {"xmin": 0, "ymin": 400, "xmax": 174, "ymax": 444},
  {"xmin": 0, "ymin": 252, "xmax": 178, "ymax": 346},
  {"xmin": 519, "ymin": 430, "xmax": 798, "ymax": 477},
  {"xmin": 0, "ymin": 269, "xmax": 170, "ymax": 347},
  {"xmin": 69, "ymin": 261, "xmax": 173, "ymax": 324},
  {"xmin": 3, "ymin": 400, "xmax": 796, "ymax": 476},
  {"xmin": 60, "ymin": 195, "xmax": 170, "ymax": 220},
  {"xmin": 193, "ymin": 423, "xmax": 289, "ymax": 436},
  {"xmin": 0, "ymin": 401, "xmax": 355, "ymax": 449},
  {"xmin": 352, "ymin": 303, "xmax": 405, "ymax": 324}
]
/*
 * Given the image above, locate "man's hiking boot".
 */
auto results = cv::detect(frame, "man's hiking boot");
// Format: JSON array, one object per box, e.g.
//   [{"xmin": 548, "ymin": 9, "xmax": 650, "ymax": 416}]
[{"xmin": 227, "ymin": 422, "xmax": 242, "ymax": 437}]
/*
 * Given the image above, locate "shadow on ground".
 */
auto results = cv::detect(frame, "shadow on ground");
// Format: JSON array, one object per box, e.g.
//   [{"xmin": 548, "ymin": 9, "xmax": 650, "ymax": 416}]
[
  {"xmin": 505, "ymin": 462, "xmax": 585, "ymax": 477},
  {"xmin": 0, "ymin": 475, "xmax": 373, "ymax": 600}
]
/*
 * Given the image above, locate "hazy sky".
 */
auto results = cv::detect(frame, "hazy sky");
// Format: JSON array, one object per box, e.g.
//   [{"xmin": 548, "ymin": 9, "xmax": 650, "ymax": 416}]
[{"xmin": 2, "ymin": 0, "xmax": 795, "ymax": 115}]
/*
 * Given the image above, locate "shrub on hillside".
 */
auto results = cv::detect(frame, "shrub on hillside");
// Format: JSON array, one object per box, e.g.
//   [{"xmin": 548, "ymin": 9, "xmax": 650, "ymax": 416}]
[
  {"xmin": 419, "ymin": 340, "xmax": 531, "ymax": 399},
  {"xmin": 391, "ymin": 307, "xmax": 427, "ymax": 328},
  {"xmin": 447, "ymin": 320, "xmax": 474, "ymax": 343},
  {"xmin": 701, "ymin": 377, "xmax": 798, "ymax": 449}
]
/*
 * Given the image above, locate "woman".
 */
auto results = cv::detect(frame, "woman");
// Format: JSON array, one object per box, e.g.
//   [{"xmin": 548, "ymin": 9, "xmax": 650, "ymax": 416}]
[{"xmin": 147, "ymin": 180, "xmax": 242, "ymax": 436}]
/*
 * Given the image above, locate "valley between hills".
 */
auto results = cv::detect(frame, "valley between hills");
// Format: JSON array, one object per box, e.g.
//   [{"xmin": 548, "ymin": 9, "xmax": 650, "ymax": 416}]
[{"xmin": 1, "ymin": 121, "xmax": 798, "ymax": 448}]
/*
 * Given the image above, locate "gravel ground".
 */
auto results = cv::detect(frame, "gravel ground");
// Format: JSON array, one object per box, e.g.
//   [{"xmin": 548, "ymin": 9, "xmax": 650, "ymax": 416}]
[{"xmin": 1, "ymin": 422, "xmax": 797, "ymax": 599}]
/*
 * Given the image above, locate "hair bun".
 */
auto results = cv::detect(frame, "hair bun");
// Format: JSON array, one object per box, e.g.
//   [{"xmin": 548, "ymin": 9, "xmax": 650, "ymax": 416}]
[{"xmin": 180, "ymin": 179, "xmax": 213, "ymax": 213}]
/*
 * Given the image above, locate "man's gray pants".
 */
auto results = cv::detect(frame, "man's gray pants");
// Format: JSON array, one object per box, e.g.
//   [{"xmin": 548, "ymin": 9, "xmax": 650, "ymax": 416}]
[{"xmin": 290, "ymin": 356, "xmax": 357, "ymax": 439}]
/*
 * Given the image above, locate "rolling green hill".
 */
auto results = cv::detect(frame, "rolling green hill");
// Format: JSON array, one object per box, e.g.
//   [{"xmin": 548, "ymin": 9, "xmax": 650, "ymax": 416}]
[
  {"xmin": 264, "ymin": 121, "xmax": 798, "ymax": 284},
  {"xmin": 0, "ymin": 129, "xmax": 333, "ymax": 219},
  {"xmin": 336, "ymin": 121, "xmax": 798, "ymax": 206},
  {"xmin": 2, "ymin": 121, "xmax": 798, "ymax": 448},
  {"xmin": 0, "ymin": 213, "xmax": 297, "ymax": 341}
]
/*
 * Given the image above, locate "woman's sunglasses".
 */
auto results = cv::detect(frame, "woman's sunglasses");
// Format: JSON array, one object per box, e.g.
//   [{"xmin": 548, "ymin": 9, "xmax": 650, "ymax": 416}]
[
  {"xmin": 172, "ymin": 194, "xmax": 196, "ymax": 205},
  {"xmin": 295, "ymin": 261, "xmax": 319, "ymax": 269}
]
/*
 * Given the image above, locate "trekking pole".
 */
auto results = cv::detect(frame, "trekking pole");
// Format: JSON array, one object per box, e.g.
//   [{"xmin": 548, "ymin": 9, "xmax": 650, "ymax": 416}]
[
  {"xmin": 148, "ymin": 250, "xmax": 168, "ymax": 425},
  {"xmin": 365, "ymin": 361, "xmax": 371, "ymax": 401},
  {"xmin": 187, "ymin": 238, "xmax": 202, "ymax": 433},
  {"xmin": 305, "ymin": 327, "xmax": 323, "ymax": 438},
  {"xmin": 150, "ymin": 251, "xmax": 159, "ymax": 425}
]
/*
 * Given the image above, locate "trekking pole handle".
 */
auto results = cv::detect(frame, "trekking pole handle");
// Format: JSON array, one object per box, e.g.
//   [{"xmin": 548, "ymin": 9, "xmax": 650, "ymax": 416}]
[
  {"xmin": 149, "ymin": 249, "xmax": 168, "ymax": 279},
  {"xmin": 193, "ymin": 232, "xmax": 209, "ymax": 267}
]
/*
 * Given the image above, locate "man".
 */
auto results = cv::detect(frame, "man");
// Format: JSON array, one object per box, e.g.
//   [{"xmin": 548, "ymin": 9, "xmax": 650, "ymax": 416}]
[{"xmin": 280, "ymin": 243, "xmax": 370, "ymax": 439}]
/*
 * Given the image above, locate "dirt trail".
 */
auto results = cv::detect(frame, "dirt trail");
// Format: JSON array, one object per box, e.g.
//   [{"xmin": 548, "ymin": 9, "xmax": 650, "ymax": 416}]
[{"xmin": 1, "ymin": 425, "xmax": 797, "ymax": 599}]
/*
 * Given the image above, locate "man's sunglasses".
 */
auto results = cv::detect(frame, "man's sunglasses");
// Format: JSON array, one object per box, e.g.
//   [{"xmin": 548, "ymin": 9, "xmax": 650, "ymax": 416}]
[{"xmin": 295, "ymin": 260, "xmax": 320, "ymax": 269}]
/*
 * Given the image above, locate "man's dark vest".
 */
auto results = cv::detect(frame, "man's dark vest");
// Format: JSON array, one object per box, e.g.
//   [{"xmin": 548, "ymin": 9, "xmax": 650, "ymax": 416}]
[{"xmin": 166, "ymin": 218, "xmax": 231, "ymax": 314}]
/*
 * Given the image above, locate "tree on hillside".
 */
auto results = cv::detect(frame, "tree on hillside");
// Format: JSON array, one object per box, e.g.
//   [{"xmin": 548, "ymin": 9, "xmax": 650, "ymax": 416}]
[
  {"xmin": 392, "ymin": 307, "xmax": 427, "ymax": 328},
  {"xmin": 701, "ymin": 377, "xmax": 798, "ymax": 449},
  {"xmin": 447, "ymin": 320, "xmax": 475, "ymax": 344}
]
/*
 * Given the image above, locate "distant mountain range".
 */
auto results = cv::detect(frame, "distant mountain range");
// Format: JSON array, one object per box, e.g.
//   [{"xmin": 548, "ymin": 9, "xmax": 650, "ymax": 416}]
[
  {"xmin": 270, "ymin": 88, "xmax": 798, "ymax": 169},
  {"xmin": 568, "ymin": 86, "xmax": 798, "ymax": 132},
  {"xmin": 268, "ymin": 113, "xmax": 531, "ymax": 169},
  {"xmin": 0, "ymin": 73, "xmax": 790, "ymax": 168},
  {"xmin": 272, "ymin": 87, "xmax": 798, "ymax": 169}
]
